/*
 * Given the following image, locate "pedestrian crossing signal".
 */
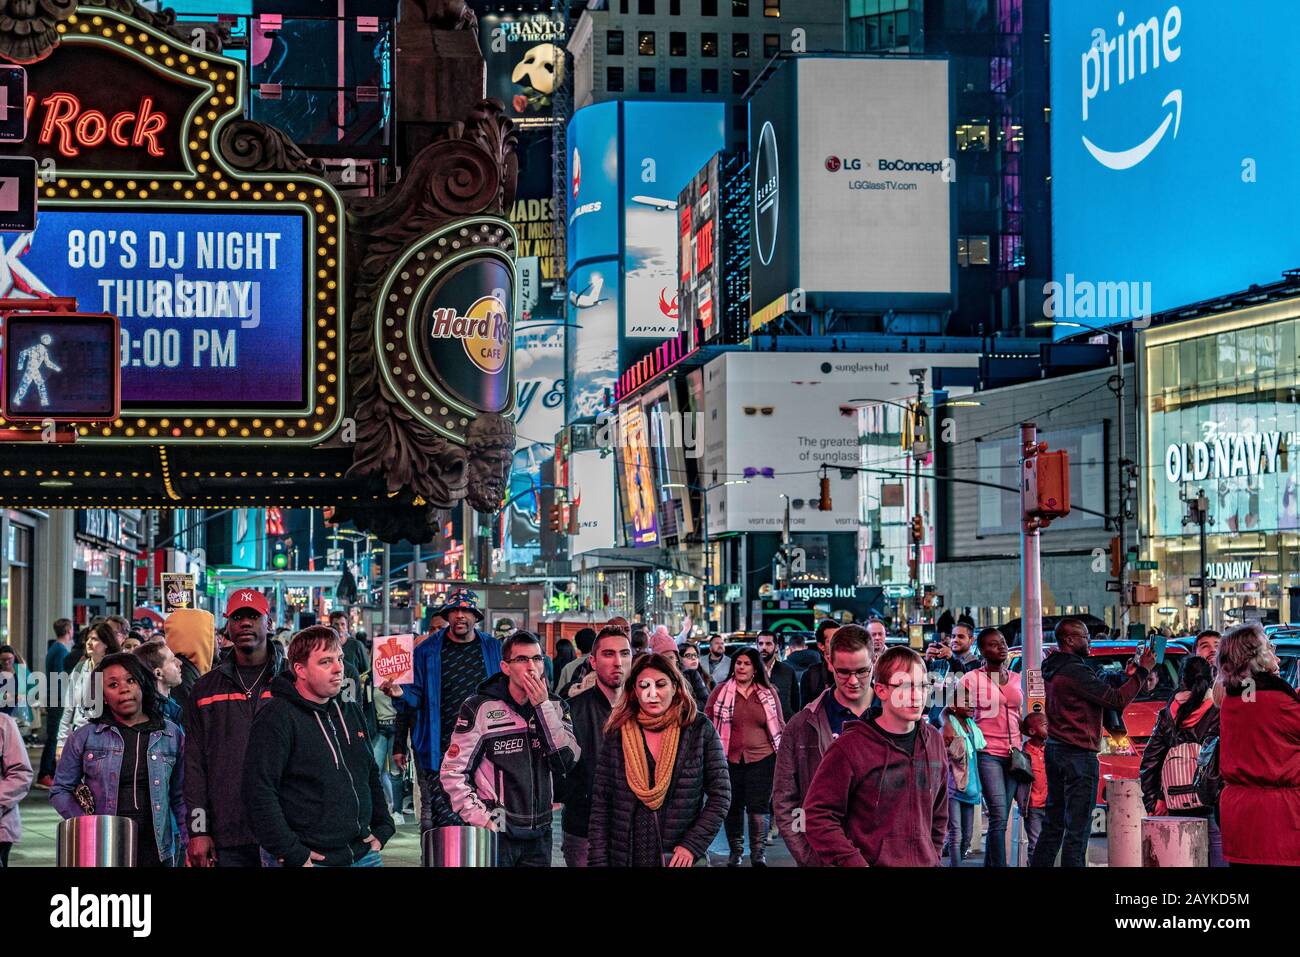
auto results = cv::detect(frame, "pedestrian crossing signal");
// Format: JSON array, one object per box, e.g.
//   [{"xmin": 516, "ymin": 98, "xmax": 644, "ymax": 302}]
[{"xmin": 1, "ymin": 311, "xmax": 120, "ymax": 422}]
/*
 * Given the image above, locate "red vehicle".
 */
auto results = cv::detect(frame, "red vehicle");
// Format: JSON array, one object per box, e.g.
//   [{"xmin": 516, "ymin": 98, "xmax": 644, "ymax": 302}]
[{"xmin": 1010, "ymin": 640, "xmax": 1187, "ymax": 825}]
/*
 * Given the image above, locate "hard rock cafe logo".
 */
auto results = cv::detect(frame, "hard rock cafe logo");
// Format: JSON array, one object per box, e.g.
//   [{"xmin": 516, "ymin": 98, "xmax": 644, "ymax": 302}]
[
  {"xmin": 429, "ymin": 296, "xmax": 510, "ymax": 375},
  {"xmin": 572, "ymin": 147, "xmax": 582, "ymax": 199}
]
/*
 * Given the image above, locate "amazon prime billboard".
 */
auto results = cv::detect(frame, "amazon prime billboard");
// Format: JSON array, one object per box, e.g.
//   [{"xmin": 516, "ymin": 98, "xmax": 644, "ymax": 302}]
[{"xmin": 1050, "ymin": 1, "xmax": 1300, "ymax": 326}]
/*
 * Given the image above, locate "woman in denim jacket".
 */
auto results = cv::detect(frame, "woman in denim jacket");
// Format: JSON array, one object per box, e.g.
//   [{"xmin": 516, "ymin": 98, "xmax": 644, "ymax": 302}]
[{"xmin": 52, "ymin": 652, "xmax": 186, "ymax": 867}]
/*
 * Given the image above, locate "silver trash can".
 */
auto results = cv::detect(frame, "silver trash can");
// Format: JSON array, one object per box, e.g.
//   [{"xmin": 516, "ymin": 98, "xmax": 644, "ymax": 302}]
[
  {"xmin": 56, "ymin": 815, "xmax": 138, "ymax": 868},
  {"xmin": 422, "ymin": 825, "xmax": 497, "ymax": 867}
]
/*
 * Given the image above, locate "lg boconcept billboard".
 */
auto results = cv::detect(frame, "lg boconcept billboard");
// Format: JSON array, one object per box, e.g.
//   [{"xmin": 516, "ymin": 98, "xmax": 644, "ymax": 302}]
[
  {"xmin": 1050, "ymin": 1, "xmax": 1300, "ymax": 325},
  {"xmin": 750, "ymin": 56, "xmax": 954, "ymax": 322}
]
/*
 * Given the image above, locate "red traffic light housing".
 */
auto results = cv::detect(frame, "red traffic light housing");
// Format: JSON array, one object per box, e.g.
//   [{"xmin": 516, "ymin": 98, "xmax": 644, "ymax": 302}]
[
  {"xmin": 910, "ymin": 514, "xmax": 923, "ymax": 543},
  {"xmin": 818, "ymin": 475, "xmax": 832, "ymax": 511},
  {"xmin": 1026, "ymin": 449, "xmax": 1071, "ymax": 521},
  {"xmin": 548, "ymin": 504, "xmax": 564, "ymax": 533}
]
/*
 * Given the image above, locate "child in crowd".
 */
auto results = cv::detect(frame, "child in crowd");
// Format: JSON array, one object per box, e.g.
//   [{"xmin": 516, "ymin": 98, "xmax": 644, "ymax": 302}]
[
  {"xmin": 1021, "ymin": 711, "xmax": 1049, "ymax": 859},
  {"xmin": 942, "ymin": 697, "xmax": 984, "ymax": 867}
]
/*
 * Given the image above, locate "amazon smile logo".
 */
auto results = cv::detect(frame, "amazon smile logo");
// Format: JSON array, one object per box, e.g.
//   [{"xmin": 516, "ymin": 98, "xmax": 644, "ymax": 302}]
[{"xmin": 1080, "ymin": 5, "xmax": 1183, "ymax": 170}]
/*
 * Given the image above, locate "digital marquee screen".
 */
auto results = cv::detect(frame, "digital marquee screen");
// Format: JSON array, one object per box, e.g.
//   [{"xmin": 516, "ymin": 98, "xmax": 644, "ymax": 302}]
[{"xmin": 12, "ymin": 208, "xmax": 307, "ymax": 409}]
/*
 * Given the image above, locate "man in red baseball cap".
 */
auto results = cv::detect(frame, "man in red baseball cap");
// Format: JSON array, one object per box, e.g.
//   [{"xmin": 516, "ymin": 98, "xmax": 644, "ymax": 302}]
[{"xmin": 182, "ymin": 587, "xmax": 287, "ymax": 867}]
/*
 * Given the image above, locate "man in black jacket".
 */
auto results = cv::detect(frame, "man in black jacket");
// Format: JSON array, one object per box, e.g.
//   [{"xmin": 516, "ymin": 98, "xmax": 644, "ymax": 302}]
[
  {"xmin": 757, "ymin": 632, "xmax": 799, "ymax": 720},
  {"xmin": 1030, "ymin": 618, "xmax": 1155, "ymax": 868},
  {"xmin": 184, "ymin": 589, "xmax": 286, "ymax": 867},
  {"xmin": 799, "ymin": 619, "xmax": 839, "ymax": 706},
  {"xmin": 243, "ymin": 626, "xmax": 394, "ymax": 866},
  {"xmin": 559, "ymin": 625, "xmax": 631, "ymax": 866},
  {"xmin": 441, "ymin": 631, "xmax": 579, "ymax": 866}
]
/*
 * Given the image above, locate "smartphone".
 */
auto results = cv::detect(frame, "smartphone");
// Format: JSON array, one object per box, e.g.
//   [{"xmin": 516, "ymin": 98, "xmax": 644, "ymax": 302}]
[{"xmin": 1153, "ymin": 633, "xmax": 1167, "ymax": 665}]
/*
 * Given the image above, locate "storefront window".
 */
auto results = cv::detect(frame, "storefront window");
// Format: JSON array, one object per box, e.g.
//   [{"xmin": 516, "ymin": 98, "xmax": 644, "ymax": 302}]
[
  {"xmin": 6, "ymin": 523, "xmax": 31, "ymax": 661},
  {"xmin": 1279, "ymin": 320, "xmax": 1296, "ymax": 376}
]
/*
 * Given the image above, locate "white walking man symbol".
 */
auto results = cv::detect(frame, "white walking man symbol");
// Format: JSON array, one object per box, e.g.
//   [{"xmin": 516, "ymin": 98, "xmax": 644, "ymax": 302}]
[{"xmin": 13, "ymin": 334, "xmax": 62, "ymax": 408}]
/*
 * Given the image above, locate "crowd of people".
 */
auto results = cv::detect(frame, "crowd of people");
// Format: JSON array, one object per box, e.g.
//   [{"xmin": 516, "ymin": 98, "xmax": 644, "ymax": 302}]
[{"xmin": 0, "ymin": 594, "xmax": 1296, "ymax": 869}]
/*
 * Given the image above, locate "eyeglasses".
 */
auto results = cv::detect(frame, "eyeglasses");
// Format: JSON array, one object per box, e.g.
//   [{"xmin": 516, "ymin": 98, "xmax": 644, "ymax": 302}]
[
  {"xmin": 507, "ymin": 655, "xmax": 547, "ymax": 666},
  {"xmin": 682, "ymin": 652, "xmax": 700, "ymax": 660},
  {"xmin": 743, "ymin": 406, "xmax": 774, "ymax": 416},
  {"xmin": 834, "ymin": 668, "xmax": 870, "ymax": 681}
]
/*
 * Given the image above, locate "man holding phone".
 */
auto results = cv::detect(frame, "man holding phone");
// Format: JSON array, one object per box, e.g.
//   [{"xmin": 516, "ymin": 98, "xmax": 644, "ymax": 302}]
[{"xmin": 1031, "ymin": 618, "xmax": 1154, "ymax": 867}]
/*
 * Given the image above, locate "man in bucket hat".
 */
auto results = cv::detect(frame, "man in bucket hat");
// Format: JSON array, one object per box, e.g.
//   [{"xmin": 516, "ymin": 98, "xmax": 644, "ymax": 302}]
[{"xmin": 380, "ymin": 589, "xmax": 503, "ymax": 837}]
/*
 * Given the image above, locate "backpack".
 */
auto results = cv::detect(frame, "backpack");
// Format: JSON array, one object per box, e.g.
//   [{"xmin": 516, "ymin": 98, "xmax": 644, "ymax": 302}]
[
  {"xmin": 1193, "ymin": 735, "xmax": 1223, "ymax": 810},
  {"xmin": 1161, "ymin": 740, "xmax": 1204, "ymax": 811}
]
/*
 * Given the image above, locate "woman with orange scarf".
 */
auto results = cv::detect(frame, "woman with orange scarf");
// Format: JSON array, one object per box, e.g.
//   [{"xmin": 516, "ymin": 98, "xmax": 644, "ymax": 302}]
[{"xmin": 587, "ymin": 653, "xmax": 731, "ymax": 867}]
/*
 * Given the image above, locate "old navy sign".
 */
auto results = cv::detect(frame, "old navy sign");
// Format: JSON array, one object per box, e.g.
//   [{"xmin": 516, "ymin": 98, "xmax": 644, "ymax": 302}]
[{"xmin": 1164, "ymin": 432, "xmax": 1284, "ymax": 484}]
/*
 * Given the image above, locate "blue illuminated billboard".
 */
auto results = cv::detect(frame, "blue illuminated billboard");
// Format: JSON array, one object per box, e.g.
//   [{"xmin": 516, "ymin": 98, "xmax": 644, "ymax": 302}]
[
  {"xmin": 621, "ymin": 101, "xmax": 725, "ymax": 345},
  {"xmin": 567, "ymin": 260, "xmax": 620, "ymax": 422},
  {"xmin": 1050, "ymin": 1, "xmax": 1300, "ymax": 325},
  {"xmin": 566, "ymin": 102, "xmax": 619, "ymax": 268},
  {"xmin": 9, "ymin": 208, "xmax": 307, "ymax": 408}
]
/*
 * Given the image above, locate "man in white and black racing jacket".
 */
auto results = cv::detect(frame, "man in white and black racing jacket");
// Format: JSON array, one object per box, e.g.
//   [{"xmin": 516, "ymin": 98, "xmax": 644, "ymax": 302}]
[{"xmin": 441, "ymin": 630, "xmax": 579, "ymax": 866}]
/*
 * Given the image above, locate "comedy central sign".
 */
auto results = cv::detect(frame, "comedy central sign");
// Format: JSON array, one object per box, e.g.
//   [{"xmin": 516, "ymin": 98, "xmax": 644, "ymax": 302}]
[{"xmin": 0, "ymin": 7, "xmax": 346, "ymax": 443}]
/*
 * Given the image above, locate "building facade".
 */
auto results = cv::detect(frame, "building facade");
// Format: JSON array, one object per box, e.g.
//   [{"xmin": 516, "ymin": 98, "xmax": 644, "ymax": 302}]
[
  {"xmin": 847, "ymin": 0, "xmax": 1051, "ymax": 338},
  {"xmin": 935, "ymin": 361, "xmax": 1135, "ymax": 630},
  {"xmin": 1141, "ymin": 294, "xmax": 1300, "ymax": 630},
  {"xmin": 568, "ymin": 0, "xmax": 844, "ymax": 145}
]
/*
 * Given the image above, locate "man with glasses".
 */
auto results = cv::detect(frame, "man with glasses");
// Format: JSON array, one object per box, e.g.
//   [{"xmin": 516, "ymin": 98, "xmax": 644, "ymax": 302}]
[
  {"xmin": 774, "ymin": 624, "xmax": 874, "ymax": 866},
  {"xmin": 441, "ymin": 631, "xmax": 579, "ymax": 867},
  {"xmin": 802, "ymin": 645, "xmax": 948, "ymax": 867}
]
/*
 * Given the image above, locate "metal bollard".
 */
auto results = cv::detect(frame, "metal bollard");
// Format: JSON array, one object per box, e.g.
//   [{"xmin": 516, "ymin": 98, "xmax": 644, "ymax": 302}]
[
  {"xmin": 422, "ymin": 825, "xmax": 498, "ymax": 867},
  {"xmin": 1105, "ymin": 775, "xmax": 1143, "ymax": 868},
  {"xmin": 56, "ymin": 816, "xmax": 137, "ymax": 868},
  {"xmin": 1142, "ymin": 816, "xmax": 1208, "ymax": 867}
]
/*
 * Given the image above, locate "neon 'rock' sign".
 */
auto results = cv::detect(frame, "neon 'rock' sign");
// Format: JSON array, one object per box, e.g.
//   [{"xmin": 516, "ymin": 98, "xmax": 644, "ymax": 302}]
[
  {"xmin": 4, "ymin": 43, "xmax": 193, "ymax": 171},
  {"xmin": 28, "ymin": 92, "xmax": 168, "ymax": 158}
]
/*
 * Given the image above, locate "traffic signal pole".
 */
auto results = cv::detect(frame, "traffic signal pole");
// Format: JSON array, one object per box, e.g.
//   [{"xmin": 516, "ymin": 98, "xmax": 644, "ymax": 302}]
[
  {"xmin": 1020, "ymin": 422, "xmax": 1044, "ymax": 690},
  {"xmin": 1018, "ymin": 422, "xmax": 1043, "ymax": 868}
]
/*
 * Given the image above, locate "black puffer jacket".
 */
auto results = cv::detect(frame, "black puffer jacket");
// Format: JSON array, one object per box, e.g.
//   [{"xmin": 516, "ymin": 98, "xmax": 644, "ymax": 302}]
[
  {"xmin": 588, "ymin": 714, "xmax": 731, "ymax": 866},
  {"xmin": 559, "ymin": 685, "xmax": 613, "ymax": 838}
]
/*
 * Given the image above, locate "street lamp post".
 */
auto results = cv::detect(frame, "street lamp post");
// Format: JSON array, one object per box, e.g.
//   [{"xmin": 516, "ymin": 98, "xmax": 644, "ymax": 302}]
[
  {"xmin": 1035, "ymin": 319, "xmax": 1130, "ymax": 628},
  {"xmin": 843, "ymin": 387, "xmax": 982, "ymax": 624},
  {"xmin": 665, "ymin": 480, "xmax": 747, "ymax": 632}
]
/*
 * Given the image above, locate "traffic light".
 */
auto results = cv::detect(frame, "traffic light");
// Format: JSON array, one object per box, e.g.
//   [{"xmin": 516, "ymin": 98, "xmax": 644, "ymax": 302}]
[
  {"xmin": 548, "ymin": 504, "xmax": 564, "ymax": 533},
  {"xmin": 272, "ymin": 552, "xmax": 288, "ymax": 569},
  {"xmin": 1028, "ymin": 449, "xmax": 1071, "ymax": 519},
  {"xmin": 910, "ymin": 514, "xmax": 923, "ymax": 543},
  {"xmin": 1109, "ymin": 536, "xmax": 1123, "ymax": 579},
  {"xmin": 567, "ymin": 503, "xmax": 580, "ymax": 536},
  {"xmin": 818, "ymin": 475, "xmax": 832, "ymax": 511}
]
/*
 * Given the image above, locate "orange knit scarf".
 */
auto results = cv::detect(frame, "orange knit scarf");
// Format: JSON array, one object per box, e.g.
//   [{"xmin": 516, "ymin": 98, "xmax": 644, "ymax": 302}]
[{"xmin": 621, "ymin": 709, "xmax": 682, "ymax": 811}]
